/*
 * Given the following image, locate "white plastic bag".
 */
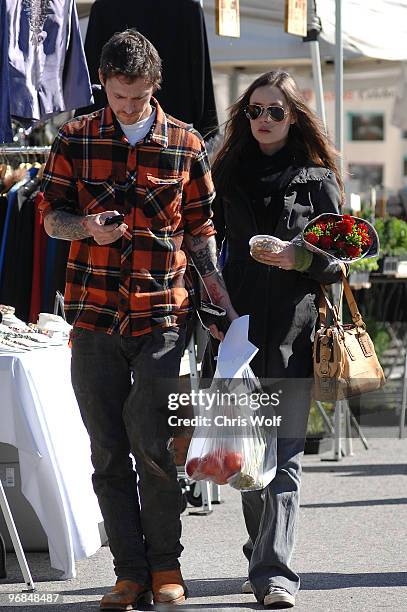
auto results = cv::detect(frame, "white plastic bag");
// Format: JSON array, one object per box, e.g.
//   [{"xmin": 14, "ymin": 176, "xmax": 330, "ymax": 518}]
[{"xmin": 185, "ymin": 317, "xmax": 277, "ymax": 491}]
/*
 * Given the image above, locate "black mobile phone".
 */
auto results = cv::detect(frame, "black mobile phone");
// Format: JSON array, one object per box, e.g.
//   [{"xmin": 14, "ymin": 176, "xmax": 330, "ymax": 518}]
[{"xmin": 104, "ymin": 214, "xmax": 125, "ymax": 226}]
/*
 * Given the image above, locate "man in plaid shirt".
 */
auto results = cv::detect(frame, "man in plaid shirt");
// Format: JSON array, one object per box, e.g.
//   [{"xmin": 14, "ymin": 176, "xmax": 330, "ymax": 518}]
[{"xmin": 40, "ymin": 30, "xmax": 237, "ymax": 609}]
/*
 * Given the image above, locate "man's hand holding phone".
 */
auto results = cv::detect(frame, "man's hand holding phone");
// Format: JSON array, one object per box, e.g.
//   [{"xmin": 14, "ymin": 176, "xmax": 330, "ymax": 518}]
[{"xmin": 82, "ymin": 211, "xmax": 128, "ymax": 245}]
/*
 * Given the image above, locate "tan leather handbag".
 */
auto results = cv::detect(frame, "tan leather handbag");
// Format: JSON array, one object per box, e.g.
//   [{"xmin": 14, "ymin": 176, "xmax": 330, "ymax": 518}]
[{"xmin": 313, "ymin": 275, "xmax": 386, "ymax": 401}]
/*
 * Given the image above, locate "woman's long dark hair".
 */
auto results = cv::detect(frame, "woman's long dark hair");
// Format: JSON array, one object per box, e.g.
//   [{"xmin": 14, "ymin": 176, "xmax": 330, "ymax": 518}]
[{"xmin": 213, "ymin": 70, "xmax": 344, "ymax": 202}]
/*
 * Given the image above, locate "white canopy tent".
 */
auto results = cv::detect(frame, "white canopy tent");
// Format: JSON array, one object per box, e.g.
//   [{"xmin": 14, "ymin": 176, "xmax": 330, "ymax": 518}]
[
  {"xmin": 314, "ymin": 0, "xmax": 407, "ymax": 61},
  {"xmin": 204, "ymin": 1, "xmax": 407, "ymax": 63},
  {"xmin": 201, "ymin": 0, "xmax": 407, "ymax": 173}
]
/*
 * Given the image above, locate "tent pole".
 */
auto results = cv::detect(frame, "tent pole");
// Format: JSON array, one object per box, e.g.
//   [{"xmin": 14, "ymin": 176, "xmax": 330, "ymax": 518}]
[
  {"xmin": 309, "ymin": 39, "xmax": 327, "ymax": 131},
  {"xmin": 333, "ymin": 0, "xmax": 354, "ymax": 462},
  {"xmin": 335, "ymin": 0, "xmax": 344, "ymax": 177},
  {"xmin": 229, "ymin": 67, "xmax": 241, "ymax": 106}
]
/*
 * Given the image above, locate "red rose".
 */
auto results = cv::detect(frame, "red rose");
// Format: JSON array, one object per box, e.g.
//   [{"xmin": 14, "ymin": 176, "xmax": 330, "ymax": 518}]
[
  {"xmin": 319, "ymin": 235, "xmax": 334, "ymax": 249},
  {"xmin": 359, "ymin": 233, "xmax": 370, "ymax": 246},
  {"xmin": 345, "ymin": 244, "xmax": 362, "ymax": 258},
  {"xmin": 336, "ymin": 220, "xmax": 354, "ymax": 236},
  {"xmin": 336, "ymin": 240, "xmax": 347, "ymax": 250},
  {"xmin": 305, "ymin": 232, "xmax": 319, "ymax": 245},
  {"xmin": 358, "ymin": 222, "xmax": 369, "ymax": 232},
  {"xmin": 343, "ymin": 214, "xmax": 355, "ymax": 224}
]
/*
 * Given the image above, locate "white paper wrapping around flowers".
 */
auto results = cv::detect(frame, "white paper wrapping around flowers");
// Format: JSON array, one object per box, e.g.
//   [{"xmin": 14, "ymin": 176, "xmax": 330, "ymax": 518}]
[{"xmin": 216, "ymin": 315, "xmax": 258, "ymax": 379}]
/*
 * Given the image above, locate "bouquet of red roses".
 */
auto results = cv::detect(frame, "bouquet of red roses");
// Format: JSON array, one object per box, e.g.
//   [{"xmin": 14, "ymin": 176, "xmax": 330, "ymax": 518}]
[{"xmin": 302, "ymin": 213, "xmax": 379, "ymax": 262}]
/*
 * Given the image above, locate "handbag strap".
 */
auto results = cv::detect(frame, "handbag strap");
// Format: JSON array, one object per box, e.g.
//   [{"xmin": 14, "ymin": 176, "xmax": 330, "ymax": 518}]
[
  {"xmin": 318, "ymin": 262, "xmax": 345, "ymax": 327},
  {"xmin": 319, "ymin": 263, "xmax": 365, "ymax": 330},
  {"xmin": 341, "ymin": 275, "xmax": 366, "ymax": 328},
  {"xmin": 319, "ymin": 286, "xmax": 338, "ymax": 327}
]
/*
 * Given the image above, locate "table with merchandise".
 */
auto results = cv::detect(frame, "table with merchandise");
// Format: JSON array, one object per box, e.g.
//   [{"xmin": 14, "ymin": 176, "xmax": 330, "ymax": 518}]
[{"xmin": 0, "ymin": 306, "xmax": 103, "ymax": 579}]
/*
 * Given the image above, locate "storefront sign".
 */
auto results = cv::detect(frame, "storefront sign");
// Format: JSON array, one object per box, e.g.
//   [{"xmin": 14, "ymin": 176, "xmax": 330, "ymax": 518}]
[
  {"xmin": 285, "ymin": 0, "xmax": 307, "ymax": 37},
  {"xmin": 216, "ymin": 0, "xmax": 240, "ymax": 38}
]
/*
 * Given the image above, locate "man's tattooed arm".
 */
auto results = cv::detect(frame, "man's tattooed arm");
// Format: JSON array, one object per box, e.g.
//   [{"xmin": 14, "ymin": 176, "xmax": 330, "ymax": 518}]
[
  {"xmin": 184, "ymin": 234, "xmax": 238, "ymax": 319},
  {"xmin": 44, "ymin": 210, "xmax": 91, "ymax": 241},
  {"xmin": 44, "ymin": 209, "xmax": 128, "ymax": 245}
]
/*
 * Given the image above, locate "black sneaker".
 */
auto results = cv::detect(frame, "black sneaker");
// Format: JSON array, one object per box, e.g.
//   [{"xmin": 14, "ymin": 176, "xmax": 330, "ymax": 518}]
[{"xmin": 263, "ymin": 587, "xmax": 295, "ymax": 609}]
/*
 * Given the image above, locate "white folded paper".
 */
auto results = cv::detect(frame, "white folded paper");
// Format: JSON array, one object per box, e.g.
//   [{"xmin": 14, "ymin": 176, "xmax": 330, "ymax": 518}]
[{"xmin": 216, "ymin": 315, "xmax": 258, "ymax": 379}]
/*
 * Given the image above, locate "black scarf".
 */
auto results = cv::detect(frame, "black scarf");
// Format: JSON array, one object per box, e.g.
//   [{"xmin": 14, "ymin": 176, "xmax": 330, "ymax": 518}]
[{"xmin": 239, "ymin": 145, "xmax": 295, "ymax": 233}]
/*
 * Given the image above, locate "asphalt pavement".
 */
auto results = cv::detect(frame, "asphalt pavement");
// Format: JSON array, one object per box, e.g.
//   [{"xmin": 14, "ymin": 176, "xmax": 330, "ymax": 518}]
[{"xmin": 0, "ymin": 436, "xmax": 406, "ymax": 612}]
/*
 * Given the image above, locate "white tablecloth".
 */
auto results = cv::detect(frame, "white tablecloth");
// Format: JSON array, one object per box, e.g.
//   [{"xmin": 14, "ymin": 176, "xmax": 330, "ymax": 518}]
[{"xmin": 0, "ymin": 346, "xmax": 103, "ymax": 579}]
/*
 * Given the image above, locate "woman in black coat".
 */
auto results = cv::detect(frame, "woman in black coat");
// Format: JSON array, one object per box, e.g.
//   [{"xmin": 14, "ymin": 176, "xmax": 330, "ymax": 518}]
[{"xmin": 207, "ymin": 70, "xmax": 344, "ymax": 609}]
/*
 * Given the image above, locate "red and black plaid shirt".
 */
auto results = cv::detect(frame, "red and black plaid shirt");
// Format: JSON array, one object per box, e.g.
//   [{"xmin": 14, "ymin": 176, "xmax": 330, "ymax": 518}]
[{"xmin": 40, "ymin": 100, "xmax": 216, "ymax": 336}]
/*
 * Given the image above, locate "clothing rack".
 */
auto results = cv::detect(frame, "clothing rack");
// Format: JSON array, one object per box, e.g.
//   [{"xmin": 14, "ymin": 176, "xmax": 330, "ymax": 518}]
[{"xmin": 0, "ymin": 146, "xmax": 51, "ymax": 155}]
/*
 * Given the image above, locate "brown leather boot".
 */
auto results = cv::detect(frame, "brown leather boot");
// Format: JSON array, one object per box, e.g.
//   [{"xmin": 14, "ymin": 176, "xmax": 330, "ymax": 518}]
[
  {"xmin": 100, "ymin": 580, "xmax": 152, "ymax": 610},
  {"xmin": 151, "ymin": 569, "xmax": 187, "ymax": 605}
]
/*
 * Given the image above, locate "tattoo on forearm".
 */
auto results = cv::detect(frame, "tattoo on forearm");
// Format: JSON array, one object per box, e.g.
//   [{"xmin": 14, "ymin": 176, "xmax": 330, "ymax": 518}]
[
  {"xmin": 194, "ymin": 245, "xmax": 216, "ymax": 275},
  {"xmin": 205, "ymin": 280, "xmax": 227, "ymax": 307},
  {"xmin": 199, "ymin": 265, "xmax": 229, "ymax": 308},
  {"xmin": 46, "ymin": 211, "xmax": 89, "ymax": 241},
  {"xmin": 188, "ymin": 235, "xmax": 218, "ymax": 276},
  {"xmin": 190, "ymin": 235, "xmax": 204, "ymax": 248},
  {"xmin": 185, "ymin": 234, "xmax": 233, "ymax": 310}
]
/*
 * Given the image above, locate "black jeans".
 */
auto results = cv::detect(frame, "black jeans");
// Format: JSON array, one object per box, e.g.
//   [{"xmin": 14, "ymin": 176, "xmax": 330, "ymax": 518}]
[{"xmin": 71, "ymin": 325, "xmax": 186, "ymax": 584}]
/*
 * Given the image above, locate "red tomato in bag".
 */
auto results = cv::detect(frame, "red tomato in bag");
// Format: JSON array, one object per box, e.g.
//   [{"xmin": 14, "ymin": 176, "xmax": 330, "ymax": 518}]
[
  {"xmin": 213, "ymin": 472, "xmax": 229, "ymax": 485},
  {"xmin": 200, "ymin": 453, "xmax": 222, "ymax": 476},
  {"xmin": 223, "ymin": 451, "xmax": 243, "ymax": 477},
  {"xmin": 186, "ymin": 457, "xmax": 200, "ymax": 478}
]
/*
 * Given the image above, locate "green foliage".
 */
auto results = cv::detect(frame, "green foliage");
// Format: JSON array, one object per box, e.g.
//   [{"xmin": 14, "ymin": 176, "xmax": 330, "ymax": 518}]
[
  {"xmin": 349, "ymin": 256, "xmax": 380, "ymax": 273},
  {"xmin": 373, "ymin": 218, "xmax": 386, "ymax": 252},
  {"xmin": 365, "ymin": 319, "xmax": 391, "ymax": 360},
  {"xmin": 374, "ymin": 217, "xmax": 407, "ymax": 257},
  {"xmin": 306, "ymin": 401, "xmax": 334, "ymax": 435}
]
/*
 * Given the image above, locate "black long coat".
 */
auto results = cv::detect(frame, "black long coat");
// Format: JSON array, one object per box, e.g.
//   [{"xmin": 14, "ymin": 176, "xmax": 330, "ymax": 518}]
[
  {"xmin": 211, "ymin": 166, "xmax": 343, "ymax": 380},
  {"xmin": 80, "ymin": 0, "xmax": 218, "ymax": 138}
]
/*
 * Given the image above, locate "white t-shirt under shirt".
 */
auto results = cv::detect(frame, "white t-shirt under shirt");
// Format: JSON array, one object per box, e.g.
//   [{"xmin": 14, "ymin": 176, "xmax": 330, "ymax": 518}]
[{"xmin": 118, "ymin": 108, "xmax": 156, "ymax": 146}]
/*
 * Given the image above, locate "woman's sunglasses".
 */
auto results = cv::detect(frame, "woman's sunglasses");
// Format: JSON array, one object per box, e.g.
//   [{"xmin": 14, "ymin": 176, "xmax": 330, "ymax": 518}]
[{"xmin": 243, "ymin": 104, "xmax": 287, "ymax": 122}]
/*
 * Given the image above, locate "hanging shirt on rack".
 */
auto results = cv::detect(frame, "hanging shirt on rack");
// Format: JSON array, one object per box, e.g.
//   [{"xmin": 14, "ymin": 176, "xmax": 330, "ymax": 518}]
[
  {"xmin": 5, "ymin": 0, "xmax": 93, "ymax": 123},
  {"xmin": 0, "ymin": 174, "xmax": 31, "ymax": 288},
  {"xmin": 0, "ymin": 0, "xmax": 12, "ymax": 143},
  {"xmin": 0, "ymin": 174, "xmax": 40, "ymax": 322},
  {"xmin": 0, "ymin": 194, "xmax": 8, "ymax": 246},
  {"xmin": 80, "ymin": 0, "xmax": 218, "ymax": 139},
  {"xmin": 42, "ymin": 237, "xmax": 70, "ymax": 317},
  {"xmin": 29, "ymin": 192, "xmax": 49, "ymax": 324}
]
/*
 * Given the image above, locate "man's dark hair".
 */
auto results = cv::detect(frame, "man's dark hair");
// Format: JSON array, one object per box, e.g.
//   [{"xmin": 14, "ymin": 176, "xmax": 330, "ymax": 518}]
[{"xmin": 99, "ymin": 29, "xmax": 162, "ymax": 90}]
